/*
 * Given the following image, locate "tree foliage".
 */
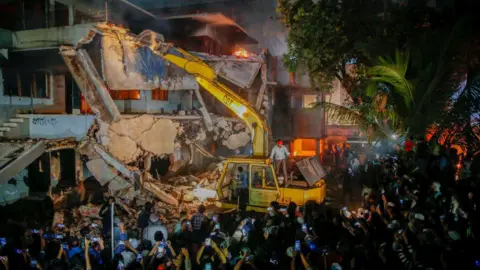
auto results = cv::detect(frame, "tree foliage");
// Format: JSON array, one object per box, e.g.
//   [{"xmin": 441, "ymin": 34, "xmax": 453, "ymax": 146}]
[
  {"xmin": 277, "ymin": 0, "xmax": 436, "ymax": 96},
  {"xmin": 279, "ymin": 0, "xmax": 480, "ymax": 149}
]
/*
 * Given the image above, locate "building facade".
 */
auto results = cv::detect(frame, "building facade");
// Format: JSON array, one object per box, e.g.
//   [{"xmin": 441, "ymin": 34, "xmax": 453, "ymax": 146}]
[{"xmin": 0, "ymin": 0, "xmax": 266, "ymax": 204}]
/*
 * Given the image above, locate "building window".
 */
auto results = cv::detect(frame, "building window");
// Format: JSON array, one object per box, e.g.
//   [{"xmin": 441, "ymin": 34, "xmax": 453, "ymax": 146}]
[
  {"xmin": 109, "ymin": 90, "xmax": 141, "ymax": 100},
  {"xmin": 3, "ymin": 69, "xmax": 51, "ymax": 98},
  {"xmin": 291, "ymin": 96, "xmax": 302, "ymax": 109},
  {"xmin": 303, "ymin": 95, "xmax": 317, "ymax": 108},
  {"xmin": 152, "ymin": 88, "xmax": 169, "ymax": 101}
]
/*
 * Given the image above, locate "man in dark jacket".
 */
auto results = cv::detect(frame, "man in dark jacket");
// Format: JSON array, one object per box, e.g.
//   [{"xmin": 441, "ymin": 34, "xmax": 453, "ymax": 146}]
[
  {"xmin": 100, "ymin": 196, "xmax": 115, "ymax": 236},
  {"xmin": 137, "ymin": 202, "xmax": 153, "ymax": 237},
  {"xmin": 342, "ymin": 166, "xmax": 354, "ymax": 206}
]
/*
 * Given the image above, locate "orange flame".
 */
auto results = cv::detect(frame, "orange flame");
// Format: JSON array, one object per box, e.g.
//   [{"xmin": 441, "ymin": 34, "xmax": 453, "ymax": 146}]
[{"xmin": 233, "ymin": 48, "xmax": 249, "ymax": 58}]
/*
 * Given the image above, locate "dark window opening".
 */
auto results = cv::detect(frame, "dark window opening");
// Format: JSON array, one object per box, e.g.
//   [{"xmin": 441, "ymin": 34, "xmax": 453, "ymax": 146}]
[
  {"xmin": 24, "ymin": 0, "xmax": 47, "ymax": 30},
  {"xmin": 27, "ymin": 153, "xmax": 51, "ymax": 193},
  {"xmin": 54, "ymin": 2, "xmax": 69, "ymax": 27},
  {"xmin": 56, "ymin": 149, "xmax": 76, "ymax": 188},
  {"xmin": 0, "ymin": 2, "xmax": 22, "ymax": 30},
  {"xmin": 34, "ymin": 71, "xmax": 48, "ymax": 98},
  {"xmin": 19, "ymin": 71, "xmax": 33, "ymax": 97},
  {"xmin": 3, "ymin": 68, "xmax": 20, "ymax": 96},
  {"xmin": 3, "ymin": 69, "xmax": 50, "ymax": 98}
]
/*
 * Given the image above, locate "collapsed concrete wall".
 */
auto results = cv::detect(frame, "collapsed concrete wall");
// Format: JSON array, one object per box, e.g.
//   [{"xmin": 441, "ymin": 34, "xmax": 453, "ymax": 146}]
[
  {"xmin": 96, "ymin": 115, "xmax": 178, "ymax": 163},
  {"xmin": 90, "ymin": 113, "xmax": 251, "ymax": 167}
]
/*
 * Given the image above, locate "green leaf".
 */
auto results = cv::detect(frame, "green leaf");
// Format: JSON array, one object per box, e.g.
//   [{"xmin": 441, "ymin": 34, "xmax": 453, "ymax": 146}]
[{"xmin": 367, "ymin": 50, "xmax": 414, "ymax": 108}]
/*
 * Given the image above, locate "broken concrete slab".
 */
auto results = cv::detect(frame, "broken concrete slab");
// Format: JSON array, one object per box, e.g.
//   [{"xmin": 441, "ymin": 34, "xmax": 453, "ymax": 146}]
[
  {"xmin": 105, "ymin": 116, "xmax": 177, "ymax": 161},
  {"xmin": 108, "ymin": 176, "xmax": 133, "ymax": 192},
  {"xmin": 86, "ymin": 158, "xmax": 118, "ymax": 186},
  {"xmin": 106, "ymin": 132, "xmax": 141, "ymax": 163},
  {"xmin": 144, "ymin": 182, "xmax": 179, "ymax": 206},
  {"xmin": 0, "ymin": 141, "xmax": 45, "ymax": 184},
  {"xmin": 222, "ymin": 131, "xmax": 250, "ymax": 150},
  {"xmin": 60, "ymin": 46, "xmax": 120, "ymax": 123}
]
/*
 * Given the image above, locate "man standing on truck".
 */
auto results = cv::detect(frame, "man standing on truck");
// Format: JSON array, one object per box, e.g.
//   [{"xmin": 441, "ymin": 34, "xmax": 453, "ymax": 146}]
[
  {"xmin": 270, "ymin": 139, "xmax": 290, "ymax": 185},
  {"xmin": 236, "ymin": 167, "xmax": 249, "ymax": 205}
]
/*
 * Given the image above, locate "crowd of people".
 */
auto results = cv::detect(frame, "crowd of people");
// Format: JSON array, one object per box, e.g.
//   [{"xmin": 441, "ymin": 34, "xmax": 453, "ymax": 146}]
[{"xmin": 1, "ymin": 136, "xmax": 479, "ymax": 270}]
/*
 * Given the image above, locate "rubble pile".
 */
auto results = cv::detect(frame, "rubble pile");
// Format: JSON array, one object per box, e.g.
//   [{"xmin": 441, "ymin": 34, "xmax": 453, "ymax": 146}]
[
  {"xmin": 71, "ymin": 108, "xmax": 250, "ymax": 233},
  {"xmin": 53, "ymin": 160, "xmax": 225, "ymax": 233}
]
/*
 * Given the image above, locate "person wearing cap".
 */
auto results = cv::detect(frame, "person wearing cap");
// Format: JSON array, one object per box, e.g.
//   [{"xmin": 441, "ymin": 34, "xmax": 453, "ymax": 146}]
[
  {"xmin": 143, "ymin": 213, "xmax": 168, "ymax": 244},
  {"xmin": 270, "ymin": 139, "xmax": 290, "ymax": 185}
]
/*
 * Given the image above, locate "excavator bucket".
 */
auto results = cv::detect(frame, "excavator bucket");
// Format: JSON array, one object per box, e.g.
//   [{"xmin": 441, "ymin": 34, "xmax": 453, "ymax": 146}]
[{"xmin": 295, "ymin": 157, "xmax": 326, "ymax": 187}]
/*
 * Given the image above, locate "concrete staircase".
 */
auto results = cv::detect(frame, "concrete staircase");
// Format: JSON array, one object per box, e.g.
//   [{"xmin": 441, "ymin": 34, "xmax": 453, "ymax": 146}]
[{"xmin": 0, "ymin": 114, "xmax": 29, "ymax": 138}]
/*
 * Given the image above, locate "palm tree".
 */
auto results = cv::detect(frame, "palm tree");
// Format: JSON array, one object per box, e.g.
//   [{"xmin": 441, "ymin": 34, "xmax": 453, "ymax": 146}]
[
  {"xmin": 312, "ymin": 18, "xmax": 478, "ymax": 146},
  {"xmin": 355, "ymin": 18, "xmax": 470, "ymax": 137},
  {"xmin": 313, "ymin": 99, "xmax": 401, "ymax": 141},
  {"xmin": 433, "ymin": 67, "xmax": 480, "ymax": 154}
]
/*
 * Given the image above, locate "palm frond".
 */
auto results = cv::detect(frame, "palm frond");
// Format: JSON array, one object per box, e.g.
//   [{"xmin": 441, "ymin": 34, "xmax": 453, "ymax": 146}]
[
  {"xmin": 365, "ymin": 81, "xmax": 378, "ymax": 97},
  {"xmin": 368, "ymin": 50, "xmax": 415, "ymax": 108},
  {"xmin": 413, "ymin": 18, "xmax": 472, "ymax": 118},
  {"xmin": 312, "ymin": 101, "xmax": 391, "ymax": 140},
  {"xmin": 434, "ymin": 68, "xmax": 480, "ymax": 154}
]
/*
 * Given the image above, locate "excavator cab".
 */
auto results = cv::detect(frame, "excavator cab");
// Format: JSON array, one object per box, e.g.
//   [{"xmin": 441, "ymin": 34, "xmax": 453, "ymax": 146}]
[
  {"xmin": 216, "ymin": 157, "xmax": 280, "ymax": 211},
  {"xmin": 216, "ymin": 156, "xmax": 327, "ymax": 212}
]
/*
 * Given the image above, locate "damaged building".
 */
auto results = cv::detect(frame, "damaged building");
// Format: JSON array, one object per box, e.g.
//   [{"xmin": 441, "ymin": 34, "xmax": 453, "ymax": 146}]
[
  {"xmin": 0, "ymin": 0, "xmax": 274, "ymax": 215},
  {"xmin": 0, "ymin": 0, "xmax": 350, "ymax": 227}
]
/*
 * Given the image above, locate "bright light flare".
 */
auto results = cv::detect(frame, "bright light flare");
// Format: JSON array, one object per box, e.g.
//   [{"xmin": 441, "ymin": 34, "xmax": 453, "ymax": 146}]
[
  {"xmin": 231, "ymin": 103, "xmax": 247, "ymax": 118},
  {"xmin": 233, "ymin": 48, "xmax": 249, "ymax": 58},
  {"xmin": 456, "ymin": 163, "xmax": 461, "ymax": 169}
]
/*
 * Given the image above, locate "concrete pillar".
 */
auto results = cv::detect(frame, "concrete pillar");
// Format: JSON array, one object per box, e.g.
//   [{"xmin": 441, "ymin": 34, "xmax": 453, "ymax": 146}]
[
  {"xmin": 181, "ymin": 90, "xmax": 193, "ymax": 111},
  {"xmin": 49, "ymin": 0, "xmax": 55, "ymax": 28},
  {"xmin": 75, "ymin": 149, "xmax": 83, "ymax": 184},
  {"xmin": 68, "ymin": 5, "xmax": 74, "ymax": 26}
]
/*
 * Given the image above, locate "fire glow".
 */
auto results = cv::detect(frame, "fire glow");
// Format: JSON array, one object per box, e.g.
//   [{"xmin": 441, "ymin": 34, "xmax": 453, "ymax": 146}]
[{"xmin": 233, "ymin": 48, "xmax": 249, "ymax": 58}]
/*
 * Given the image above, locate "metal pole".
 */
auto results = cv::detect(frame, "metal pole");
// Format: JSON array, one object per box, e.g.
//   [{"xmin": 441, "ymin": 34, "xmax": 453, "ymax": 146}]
[
  {"xmin": 110, "ymin": 202, "xmax": 114, "ymax": 258},
  {"xmin": 105, "ymin": 0, "xmax": 108, "ymax": 23}
]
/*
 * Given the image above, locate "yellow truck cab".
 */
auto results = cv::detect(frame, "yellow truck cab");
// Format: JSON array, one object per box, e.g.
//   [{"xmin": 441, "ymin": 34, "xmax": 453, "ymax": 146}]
[{"xmin": 216, "ymin": 156, "xmax": 327, "ymax": 212}]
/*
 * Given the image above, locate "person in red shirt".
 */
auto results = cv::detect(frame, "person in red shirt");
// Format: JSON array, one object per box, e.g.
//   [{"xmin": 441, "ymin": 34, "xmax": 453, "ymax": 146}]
[{"xmin": 405, "ymin": 136, "xmax": 415, "ymax": 153}]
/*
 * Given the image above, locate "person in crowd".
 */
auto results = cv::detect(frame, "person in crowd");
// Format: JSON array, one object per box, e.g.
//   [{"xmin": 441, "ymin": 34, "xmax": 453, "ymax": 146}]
[
  {"xmin": 191, "ymin": 205, "xmax": 207, "ymax": 233},
  {"xmin": 138, "ymin": 202, "xmax": 153, "ymax": 236},
  {"xmin": 340, "ymin": 166, "xmax": 354, "ymax": 206},
  {"xmin": 235, "ymin": 167, "xmax": 249, "ymax": 205},
  {"xmin": 99, "ymin": 196, "xmax": 115, "ymax": 237},
  {"xmin": 349, "ymin": 154, "xmax": 360, "ymax": 173},
  {"xmin": 1, "ymin": 140, "xmax": 480, "ymax": 270},
  {"xmin": 143, "ymin": 213, "xmax": 169, "ymax": 245},
  {"xmin": 404, "ymin": 136, "xmax": 415, "ymax": 153}
]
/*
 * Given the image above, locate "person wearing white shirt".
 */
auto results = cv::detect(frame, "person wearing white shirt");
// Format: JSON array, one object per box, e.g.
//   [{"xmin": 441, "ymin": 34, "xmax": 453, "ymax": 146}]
[
  {"xmin": 270, "ymin": 139, "xmax": 290, "ymax": 184},
  {"xmin": 350, "ymin": 156, "xmax": 360, "ymax": 172}
]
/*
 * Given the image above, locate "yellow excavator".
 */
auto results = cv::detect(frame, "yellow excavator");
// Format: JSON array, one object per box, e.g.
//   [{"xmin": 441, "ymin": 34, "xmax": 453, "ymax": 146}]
[
  {"xmin": 97, "ymin": 25, "xmax": 326, "ymax": 211},
  {"xmin": 156, "ymin": 48, "xmax": 327, "ymax": 211}
]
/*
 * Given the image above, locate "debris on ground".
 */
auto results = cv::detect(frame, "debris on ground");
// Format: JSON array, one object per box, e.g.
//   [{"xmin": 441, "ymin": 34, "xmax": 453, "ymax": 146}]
[{"xmin": 52, "ymin": 159, "xmax": 225, "ymax": 233}]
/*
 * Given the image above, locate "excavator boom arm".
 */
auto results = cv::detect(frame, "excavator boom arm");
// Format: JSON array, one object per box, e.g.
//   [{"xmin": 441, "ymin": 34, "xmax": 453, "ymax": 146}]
[{"xmin": 152, "ymin": 45, "xmax": 269, "ymax": 157}]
